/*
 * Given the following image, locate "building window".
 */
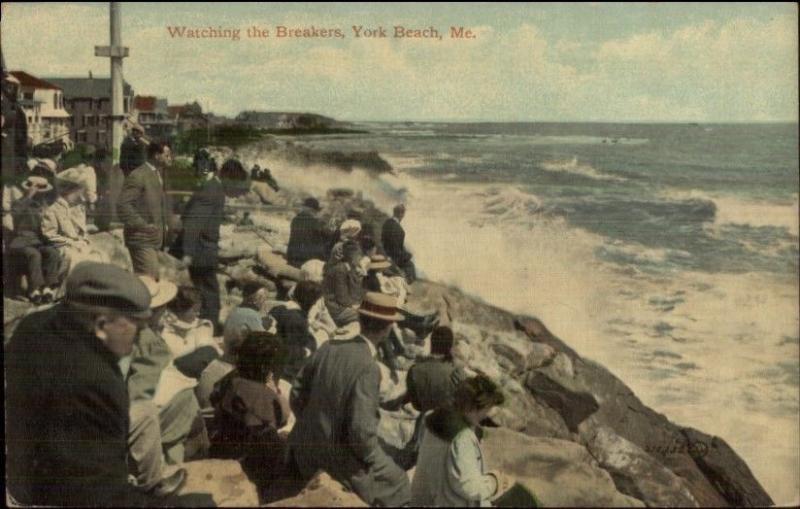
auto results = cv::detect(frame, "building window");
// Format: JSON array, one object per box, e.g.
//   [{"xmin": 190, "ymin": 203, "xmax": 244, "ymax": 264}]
[{"xmin": 23, "ymin": 91, "xmax": 33, "ymax": 101}]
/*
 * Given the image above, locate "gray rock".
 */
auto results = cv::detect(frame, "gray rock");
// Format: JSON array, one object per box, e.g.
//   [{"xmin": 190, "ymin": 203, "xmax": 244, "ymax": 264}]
[
  {"xmin": 584, "ymin": 425, "xmax": 699, "ymax": 507},
  {"xmin": 481, "ymin": 427, "xmax": 645, "ymax": 507},
  {"xmin": 527, "ymin": 342, "xmax": 557, "ymax": 369}
]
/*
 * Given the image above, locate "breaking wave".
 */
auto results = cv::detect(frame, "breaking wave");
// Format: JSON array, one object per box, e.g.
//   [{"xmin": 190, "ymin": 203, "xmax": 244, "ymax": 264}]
[{"xmin": 540, "ymin": 157, "xmax": 628, "ymax": 182}]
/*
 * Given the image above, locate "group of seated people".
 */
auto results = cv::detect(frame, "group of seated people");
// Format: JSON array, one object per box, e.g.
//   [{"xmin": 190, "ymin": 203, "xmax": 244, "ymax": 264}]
[
  {"xmin": 2, "ymin": 156, "xmax": 106, "ymax": 304},
  {"xmin": 6, "ymin": 182, "xmax": 516, "ymax": 507}
]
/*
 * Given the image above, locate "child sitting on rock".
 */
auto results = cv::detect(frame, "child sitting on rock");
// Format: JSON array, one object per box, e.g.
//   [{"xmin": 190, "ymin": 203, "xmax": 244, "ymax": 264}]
[
  {"xmin": 153, "ymin": 286, "xmax": 220, "ymax": 410},
  {"xmin": 41, "ymin": 173, "xmax": 108, "ymax": 278},
  {"xmin": 411, "ymin": 374, "xmax": 514, "ymax": 507},
  {"xmin": 209, "ymin": 331, "xmax": 291, "ymax": 472}
]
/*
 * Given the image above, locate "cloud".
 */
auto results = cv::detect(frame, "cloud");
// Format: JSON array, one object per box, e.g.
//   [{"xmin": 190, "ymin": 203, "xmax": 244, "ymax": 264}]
[{"xmin": 3, "ymin": 4, "xmax": 797, "ymax": 121}]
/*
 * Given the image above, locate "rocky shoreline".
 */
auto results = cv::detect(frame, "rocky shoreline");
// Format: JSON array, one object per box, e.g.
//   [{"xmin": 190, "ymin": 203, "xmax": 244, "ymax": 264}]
[{"xmin": 3, "ymin": 144, "xmax": 774, "ymax": 507}]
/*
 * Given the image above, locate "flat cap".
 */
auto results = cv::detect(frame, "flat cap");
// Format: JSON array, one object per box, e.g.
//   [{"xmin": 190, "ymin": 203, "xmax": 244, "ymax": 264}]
[{"xmin": 66, "ymin": 262, "xmax": 152, "ymax": 318}]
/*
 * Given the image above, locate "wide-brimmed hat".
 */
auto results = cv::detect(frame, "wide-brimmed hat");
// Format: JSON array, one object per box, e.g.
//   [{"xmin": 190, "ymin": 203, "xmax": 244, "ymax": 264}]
[
  {"xmin": 27, "ymin": 158, "xmax": 57, "ymax": 175},
  {"xmin": 358, "ymin": 291, "xmax": 404, "ymax": 322},
  {"xmin": 137, "ymin": 276, "xmax": 178, "ymax": 309},
  {"xmin": 21, "ymin": 175, "xmax": 53, "ymax": 193},
  {"xmin": 368, "ymin": 254, "xmax": 392, "ymax": 271}
]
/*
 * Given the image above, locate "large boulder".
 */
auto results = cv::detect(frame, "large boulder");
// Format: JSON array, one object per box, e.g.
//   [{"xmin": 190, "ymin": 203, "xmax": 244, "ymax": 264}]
[
  {"xmin": 516, "ymin": 316, "xmax": 771, "ymax": 507},
  {"xmin": 584, "ymin": 425, "xmax": 699, "ymax": 507},
  {"xmin": 681, "ymin": 428, "xmax": 774, "ymax": 507},
  {"xmin": 265, "ymin": 471, "xmax": 367, "ymax": 507},
  {"xmin": 481, "ymin": 427, "xmax": 644, "ymax": 507}
]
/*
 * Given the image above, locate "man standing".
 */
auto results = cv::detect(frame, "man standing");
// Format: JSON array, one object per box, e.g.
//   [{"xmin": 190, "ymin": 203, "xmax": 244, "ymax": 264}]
[
  {"xmin": 5, "ymin": 262, "xmax": 154, "ymax": 506},
  {"xmin": 119, "ymin": 141, "xmax": 171, "ymax": 279},
  {"xmin": 381, "ymin": 204, "xmax": 416, "ymax": 282},
  {"xmin": 286, "ymin": 197, "xmax": 333, "ymax": 268},
  {"xmin": 180, "ymin": 158, "xmax": 248, "ymax": 335},
  {"xmin": 289, "ymin": 292, "xmax": 412, "ymax": 507},
  {"xmin": 120, "ymin": 124, "xmax": 147, "ymax": 178}
]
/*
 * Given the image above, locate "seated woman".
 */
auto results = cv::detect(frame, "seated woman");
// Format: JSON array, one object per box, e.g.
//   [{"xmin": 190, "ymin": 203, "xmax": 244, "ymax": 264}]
[
  {"xmin": 153, "ymin": 286, "xmax": 220, "ymax": 410},
  {"xmin": 322, "ymin": 240, "xmax": 365, "ymax": 327},
  {"xmin": 8, "ymin": 175, "xmax": 61, "ymax": 304},
  {"xmin": 41, "ymin": 173, "xmax": 108, "ymax": 277},
  {"xmin": 269, "ymin": 281, "xmax": 335, "ymax": 384},
  {"xmin": 411, "ymin": 374, "xmax": 513, "ymax": 507},
  {"xmin": 327, "ymin": 219, "xmax": 363, "ymax": 265},
  {"xmin": 209, "ymin": 331, "xmax": 291, "ymax": 472}
]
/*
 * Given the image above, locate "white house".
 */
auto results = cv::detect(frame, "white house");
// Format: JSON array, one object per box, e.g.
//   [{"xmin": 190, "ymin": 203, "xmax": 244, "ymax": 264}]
[{"xmin": 10, "ymin": 71, "xmax": 72, "ymax": 149}]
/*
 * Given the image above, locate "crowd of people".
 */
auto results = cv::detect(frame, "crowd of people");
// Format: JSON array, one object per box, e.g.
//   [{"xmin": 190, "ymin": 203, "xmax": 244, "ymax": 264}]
[{"xmin": 4, "ymin": 71, "xmax": 517, "ymax": 508}]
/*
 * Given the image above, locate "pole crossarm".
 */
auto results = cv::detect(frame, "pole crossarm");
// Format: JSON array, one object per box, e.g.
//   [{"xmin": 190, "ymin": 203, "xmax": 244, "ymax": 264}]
[{"xmin": 94, "ymin": 46, "xmax": 129, "ymax": 58}]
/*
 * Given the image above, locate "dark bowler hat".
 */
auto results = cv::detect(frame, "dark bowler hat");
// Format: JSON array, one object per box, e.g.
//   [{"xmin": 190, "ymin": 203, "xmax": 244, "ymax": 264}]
[
  {"xmin": 65, "ymin": 262, "xmax": 152, "ymax": 319},
  {"xmin": 303, "ymin": 197, "xmax": 321, "ymax": 211},
  {"xmin": 358, "ymin": 292, "xmax": 404, "ymax": 322}
]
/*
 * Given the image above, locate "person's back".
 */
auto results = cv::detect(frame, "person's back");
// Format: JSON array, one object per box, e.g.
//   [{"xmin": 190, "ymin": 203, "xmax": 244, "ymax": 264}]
[
  {"xmin": 287, "ymin": 209, "xmax": 328, "ymax": 268},
  {"xmin": 412, "ymin": 411, "xmax": 492, "ymax": 507},
  {"xmin": 407, "ymin": 356, "xmax": 467, "ymax": 413},
  {"xmin": 6, "ymin": 305, "xmax": 132, "ymax": 506},
  {"xmin": 210, "ymin": 372, "xmax": 288, "ymax": 460}
]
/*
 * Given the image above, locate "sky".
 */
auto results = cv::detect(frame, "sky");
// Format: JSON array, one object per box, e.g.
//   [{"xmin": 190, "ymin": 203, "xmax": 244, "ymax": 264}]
[{"xmin": 2, "ymin": 2, "xmax": 797, "ymax": 122}]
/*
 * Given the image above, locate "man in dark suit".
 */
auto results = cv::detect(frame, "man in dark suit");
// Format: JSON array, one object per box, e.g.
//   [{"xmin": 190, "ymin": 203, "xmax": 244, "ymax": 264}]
[
  {"xmin": 118, "ymin": 141, "xmax": 172, "ymax": 279},
  {"xmin": 5, "ymin": 262, "xmax": 155, "ymax": 506},
  {"xmin": 381, "ymin": 204, "xmax": 416, "ymax": 282},
  {"xmin": 119, "ymin": 125, "xmax": 147, "ymax": 177},
  {"xmin": 286, "ymin": 197, "xmax": 333, "ymax": 268},
  {"xmin": 180, "ymin": 158, "xmax": 248, "ymax": 334},
  {"xmin": 289, "ymin": 292, "xmax": 412, "ymax": 507}
]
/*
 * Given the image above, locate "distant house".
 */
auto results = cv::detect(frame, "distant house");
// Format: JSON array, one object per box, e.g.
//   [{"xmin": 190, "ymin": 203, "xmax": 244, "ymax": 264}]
[
  {"xmin": 167, "ymin": 101, "xmax": 208, "ymax": 132},
  {"xmin": 235, "ymin": 111, "xmax": 338, "ymax": 130},
  {"xmin": 44, "ymin": 73, "xmax": 134, "ymax": 149},
  {"xmin": 133, "ymin": 95, "xmax": 175, "ymax": 141},
  {"xmin": 9, "ymin": 71, "xmax": 72, "ymax": 149}
]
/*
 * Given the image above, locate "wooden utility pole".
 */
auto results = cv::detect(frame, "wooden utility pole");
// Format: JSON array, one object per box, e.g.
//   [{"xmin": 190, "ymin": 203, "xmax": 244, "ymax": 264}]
[{"xmin": 94, "ymin": 2, "xmax": 129, "ymax": 164}]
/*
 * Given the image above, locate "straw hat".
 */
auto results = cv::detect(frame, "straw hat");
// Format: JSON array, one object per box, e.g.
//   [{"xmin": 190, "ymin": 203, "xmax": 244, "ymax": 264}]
[
  {"xmin": 358, "ymin": 292, "xmax": 404, "ymax": 322},
  {"xmin": 137, "ymin": 276, "xmax": 178, "ymax": 309},
  {"xmin": 21, "ymin": 175, "xmax": 53, "ymax": 193},
  {"xmin": 368, "ymin": 254, "xmax": 392, "ymax": 271}
]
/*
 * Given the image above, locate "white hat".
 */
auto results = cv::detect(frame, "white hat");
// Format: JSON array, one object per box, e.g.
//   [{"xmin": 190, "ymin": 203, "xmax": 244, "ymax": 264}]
[
  {"xmin": 137, "ymin": 276, "xmax": 178, "ymax": 309},
  {"xmin": 339, "ymin": 219, "xmax": 362, "ymax": 239},
  {"xmin": 21, "ymin": 175, "xmax": 53, "ymax": 193}
]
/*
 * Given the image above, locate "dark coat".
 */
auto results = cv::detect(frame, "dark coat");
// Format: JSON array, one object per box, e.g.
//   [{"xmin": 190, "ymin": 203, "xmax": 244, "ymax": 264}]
[
  {"xmin": 289, "ymin": 336, "xmax": 411, "ymax": 507},
  {"xmin": 119, "ymin": 135, "xmax": 147, "ymax": 177},
  {"xmin": 381, "ymin": 217, "xmax": 411, "ymax": 265},
  {"xmin": 322, "ymin": 261, "xmax": 364, "ymax": 319},
  {"xmin": 119, "ymin": 162, "xmax": 169, "ymax": 249},
  {"xmin": 407, "ymin": 357, "xmax": 468, "ymax": 413},
  {"xmin": 269, "ymin": 305, "xmax": 317, "ymax": 381},
  {"xmin": 5, "ymin": 304, "xmax": 147, "ymax": 506},
  {"xmin": 286, "ymin": 209, "xmax": 331, "ymax": 268},
  {"xmin": 180, "ymin": 176, "xmax": 225, "ymax": 268},
  {"xmin": 210, "ymin": 372, "xmax": 289, "ymax": 462},
  {"xmin": 1, "ymin": 93, "xmax": 28, "ymax": 180}
]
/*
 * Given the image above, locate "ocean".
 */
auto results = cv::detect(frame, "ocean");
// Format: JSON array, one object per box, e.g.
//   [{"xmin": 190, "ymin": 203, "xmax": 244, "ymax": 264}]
[{"xmin": 260, "ymin": 122, "xmax": 800, "ymax": 504}]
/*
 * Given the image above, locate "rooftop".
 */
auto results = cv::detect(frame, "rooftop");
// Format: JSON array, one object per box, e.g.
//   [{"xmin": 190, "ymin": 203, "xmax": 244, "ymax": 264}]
[
  {"xmin": 42, "ymin": 76, "xmax": 133, "ymax": 99},
  {"xmin": 9, "ymin": 71, "xmax": 61, "ymax": 90}
]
